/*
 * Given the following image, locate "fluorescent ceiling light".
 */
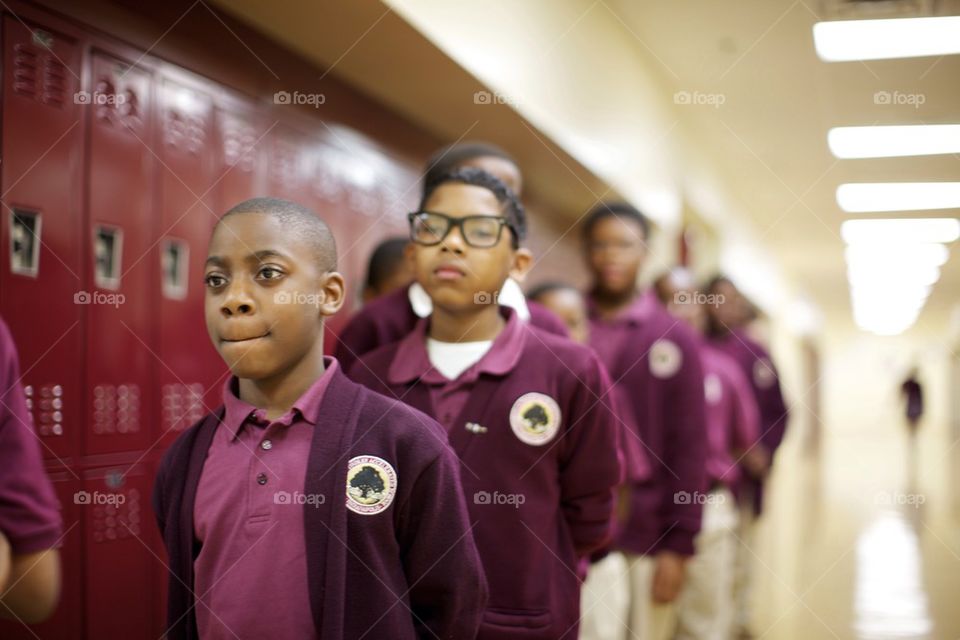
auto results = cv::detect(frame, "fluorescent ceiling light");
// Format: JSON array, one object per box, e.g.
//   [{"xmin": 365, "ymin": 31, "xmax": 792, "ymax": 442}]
[
  {"xmin": 828, "ymin": 125, "xmax": 960, "ymax": 159},
  {"xmin": 841, "ymin": 218, "xmax": 960, "ymax": 244},
  {"xmin": 844, "ymin": 243, "xmax": 949, "ymax": 267},
  {"xmin": 837, "ymin": 183, "xmax": 960, "ymax": 213},
  {"xmin": 813, "ymin": 16, "xmax": 960, "ymax": 61}
]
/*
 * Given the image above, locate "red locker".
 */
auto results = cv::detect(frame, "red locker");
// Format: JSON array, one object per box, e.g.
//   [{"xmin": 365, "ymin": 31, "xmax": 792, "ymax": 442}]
[
  {"xmin": 0, "ymin": 16, "xmax": 84, "ymax": 463},
  {"xmin": 154, "ymin": 75, "xmax": 223, "ymax": 449},
  {"xmin": 0, "ymin": 469, "xmax": 83, "ymax": 640},
  {"xmin": 84, "ymin": 51, "xmax": 155, "ymax": 456},
  {"xmin": 213, "ymin": 95, "xmax": 269, "ymax": 212},
  {"xmin": 81, "ymin": 462, "xmax": 153, "ymax": 638}
]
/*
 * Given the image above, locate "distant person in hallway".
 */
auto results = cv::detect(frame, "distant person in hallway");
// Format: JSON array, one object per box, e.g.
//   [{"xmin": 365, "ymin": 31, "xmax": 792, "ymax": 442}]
[{"xmin": 900, "ymin": 368, "xmax": 924, "ymax": 433}]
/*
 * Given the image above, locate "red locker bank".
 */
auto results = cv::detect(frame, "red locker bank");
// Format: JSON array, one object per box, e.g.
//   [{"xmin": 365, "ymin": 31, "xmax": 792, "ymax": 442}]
[{"xmin": 0, "ymin": 1, "xmax": 421, "ymax": 637}]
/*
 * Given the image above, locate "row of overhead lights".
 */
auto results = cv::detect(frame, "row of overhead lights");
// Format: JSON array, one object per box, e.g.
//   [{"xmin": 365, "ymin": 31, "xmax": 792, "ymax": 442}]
[{"xmin": 812, "ymin": 16, "xmax": 960, "ymax": 335}]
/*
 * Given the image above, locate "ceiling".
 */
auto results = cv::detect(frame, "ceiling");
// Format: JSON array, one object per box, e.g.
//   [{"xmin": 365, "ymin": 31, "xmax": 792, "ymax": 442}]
[
  {"xmin": 605, "ymin": 0, "xmax": 960, "ymax": 332},
  {"xmin": 210, "ymin": 0, "xmax": 960, "ymax": 335}
]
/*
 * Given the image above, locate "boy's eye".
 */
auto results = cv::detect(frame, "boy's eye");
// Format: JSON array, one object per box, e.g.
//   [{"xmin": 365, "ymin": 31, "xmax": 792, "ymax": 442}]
[
  {"xmin": 205, "ymin": 273, "xmax": 227, "ymax": 288},
  {"xmin": 257, "ymin": 266, "xmax": 284, "ymax": 280}
]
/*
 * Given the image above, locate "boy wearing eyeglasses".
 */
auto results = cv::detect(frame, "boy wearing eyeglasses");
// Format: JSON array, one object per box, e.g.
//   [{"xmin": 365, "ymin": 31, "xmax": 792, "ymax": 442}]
[
  {"xmin": 348, "ymin": 168, "xmax": 622, "ymax": 640},
  {"xmin": 333, "ymin": 141, "xmax": 568, "ymax": 371}
]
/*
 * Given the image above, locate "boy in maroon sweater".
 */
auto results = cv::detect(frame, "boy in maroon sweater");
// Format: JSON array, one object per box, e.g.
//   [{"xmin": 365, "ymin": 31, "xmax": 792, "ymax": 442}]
[
  {"xmin": 153, "ymin": 197, "xmax": 486, "ymax": 640},
  {"xmin": 349, "ymin": 169, "xmax": 622, "ymax": 639},
  {"xmin": 582, "ymin": 203, "xmax": 707, "ymax": 640}
]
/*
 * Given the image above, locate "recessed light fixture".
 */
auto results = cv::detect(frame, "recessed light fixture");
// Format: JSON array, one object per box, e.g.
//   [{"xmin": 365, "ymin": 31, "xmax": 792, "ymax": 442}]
[
  {"xmin": 828, "ymin": 125, "xmax": 960, "ymax": 158},
  {"xmin": 837, "ymin": 184, "xmax": 960, "ymax": 213},
  {"xmin": 841, "ymin": 217, "xmax": 960, "ymax": 243},
  {"xmin": 813, "ymin": 15, "xmax": 960, "ymax": 61}
]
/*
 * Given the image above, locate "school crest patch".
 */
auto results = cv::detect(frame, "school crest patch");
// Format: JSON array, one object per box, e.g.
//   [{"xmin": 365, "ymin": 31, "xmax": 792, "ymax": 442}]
[
  {"xmin": 704, "ymin": 373, "xmax": 723, "ymax": 404},
  {"xmin": 509, "ymin": 392, "xmax": 561, "ymax": 446},
  {"xmin": 649, "ymin": 339, "xmax": 682, "ymax": 379},
  {"xmin": 346, "ymin": 455, "xmax": 397, "ymax": 515},
  {"xmin": 753, "ymin": 358, "xmax": 775, "ymax": 389}
]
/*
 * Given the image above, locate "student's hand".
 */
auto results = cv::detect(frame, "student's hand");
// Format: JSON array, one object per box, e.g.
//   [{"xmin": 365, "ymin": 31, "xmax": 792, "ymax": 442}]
[
  {"xmin": 741, "ymin": 445, "xmax": 771, "ymax": 479},
  {"xmin": 0, "ymin": 531, "xmax": 10, "ymax": 592},
  {"xmin": 651, "ymin": 550, "xmax": 686, "ymax": 604}
]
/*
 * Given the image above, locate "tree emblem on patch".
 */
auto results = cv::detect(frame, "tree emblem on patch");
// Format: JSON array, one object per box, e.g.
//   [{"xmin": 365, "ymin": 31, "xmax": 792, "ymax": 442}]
[
  {"xmin": 346, "ymin": 455, "xmax": 397, "ymax": 515},
  {"xmin": 509, "ymin": 392, "xmax": 561, "ymax": 446}
]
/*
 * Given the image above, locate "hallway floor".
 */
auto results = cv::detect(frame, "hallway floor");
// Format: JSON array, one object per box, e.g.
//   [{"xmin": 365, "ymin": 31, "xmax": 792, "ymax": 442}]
[{"xmin": 750, "ymin": 415, "xmax": 960, "ymax": 639}]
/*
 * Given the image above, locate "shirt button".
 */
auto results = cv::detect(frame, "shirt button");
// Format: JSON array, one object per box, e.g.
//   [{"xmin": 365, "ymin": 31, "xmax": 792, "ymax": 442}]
[
  {"xmin": 256, "ymin": 473, "xmax": 268, "ymax": 485},
  {"xmin": 261, "ymin": 440, "xmax": 273, "ymax": 451}
]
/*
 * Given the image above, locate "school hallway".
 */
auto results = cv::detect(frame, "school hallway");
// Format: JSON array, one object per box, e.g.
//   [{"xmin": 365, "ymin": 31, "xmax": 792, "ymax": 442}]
[
  {"xmin": 750, "ymin": 372, "xmax": 960, "ymax": 639},
  {"xmin": 0, "ymin": 0, "xmax": 959, "ymax": 638}
]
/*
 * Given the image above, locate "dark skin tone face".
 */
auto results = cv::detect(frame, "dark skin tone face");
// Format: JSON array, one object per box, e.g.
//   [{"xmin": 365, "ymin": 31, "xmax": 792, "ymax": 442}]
[
  {"xmin": 534, "ymin": 288, "xmax": 589, "ymax": 345},
  {"xmin": 584, "ymin": 215, "xmax": 649, "ymax": 316},
  {"xmin": 706, "ymin": 279, "xmax": 741, "ymax": 334},
  {"xmin": 204, "ymin": 212, "xmax": 345, "ymax": 419},
  {"xmin": 362, "ymin": 261, "xmax": 414, "ymax": 304},
  {"xmin": 407, "ymin": 183, "xmax": 532, "ymax": 342}
]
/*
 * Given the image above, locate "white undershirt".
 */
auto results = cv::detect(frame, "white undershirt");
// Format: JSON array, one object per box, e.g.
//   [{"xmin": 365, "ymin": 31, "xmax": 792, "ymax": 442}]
[{"xmin": 426, "ymin": 338, "xmax": 494, "ymax": 380}]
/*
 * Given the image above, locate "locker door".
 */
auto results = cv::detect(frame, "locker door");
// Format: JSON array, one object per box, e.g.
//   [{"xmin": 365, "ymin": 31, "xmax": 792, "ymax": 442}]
[
  {"xmin": 0, "ymin": 17, "xmax": 83, "ymax": 462},
  {"xmin": 81, "ymin": 463, "xmax": 152, "ymax": 639},
  {"xmin": 155, "ymin": 77, "xmax": 223, "ymax": 449},
  {"xmin": 84, "ymin": 51, "xmax": 155, "ymax": 456},
  {"xmin": 0, "ymin": 470, "xmax": 82, "ymax": 640},
  {"xmin": 214, "ymin": 98, "xmax": 269, "ymax": 213}
]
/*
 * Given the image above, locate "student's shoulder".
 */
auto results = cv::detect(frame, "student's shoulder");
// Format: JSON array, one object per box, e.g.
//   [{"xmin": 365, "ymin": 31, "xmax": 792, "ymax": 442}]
[
  {"xmin": 522, "ymin": 325, "xmax": 607, "ymax": 383},
  {"xmin": 347, "ymin": 339, "xmax": 403, "ymax": 385},
  {"xmin": 351, "ymin": 377, "xmax": 450, "ymax": 458}
]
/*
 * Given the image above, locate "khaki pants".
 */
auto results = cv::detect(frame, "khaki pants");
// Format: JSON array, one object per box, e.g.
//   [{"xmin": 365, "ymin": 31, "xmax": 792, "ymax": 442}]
[
  {"xmin": 579, "ymin": 552, "xmax": 677, "ymax": 640},
  {"xmin": 674, "ymin": 488, "xmax": 739, "ymax": 640},
  {"xmin": 732, "ymin": 490, "xmax": 758, "ymax": 635}
]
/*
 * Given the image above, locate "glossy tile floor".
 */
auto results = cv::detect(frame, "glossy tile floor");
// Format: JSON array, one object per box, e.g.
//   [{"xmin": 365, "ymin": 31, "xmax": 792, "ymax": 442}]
[{"xmin": 747, "ymin": 415, "xmax": 960, "ymax": 639}]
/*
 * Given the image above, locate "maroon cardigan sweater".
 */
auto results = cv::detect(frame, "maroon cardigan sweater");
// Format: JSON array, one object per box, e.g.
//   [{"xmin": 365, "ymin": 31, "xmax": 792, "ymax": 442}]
[{"xmin": 153, "ymin": 367, "xmax": 488, "ymax": 639}]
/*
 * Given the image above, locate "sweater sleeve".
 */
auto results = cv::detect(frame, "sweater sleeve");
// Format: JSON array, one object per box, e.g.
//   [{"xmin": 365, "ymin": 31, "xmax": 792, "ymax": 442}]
[{"xmin": 558, "ymin": 355, "xmax": 622, "ymax": 556}]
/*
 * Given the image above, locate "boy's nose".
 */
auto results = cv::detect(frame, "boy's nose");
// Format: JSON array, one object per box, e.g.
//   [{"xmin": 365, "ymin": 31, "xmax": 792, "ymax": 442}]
[{"xmin": 441, "ymin": 225, "xmax": 467, "ymax": 253}]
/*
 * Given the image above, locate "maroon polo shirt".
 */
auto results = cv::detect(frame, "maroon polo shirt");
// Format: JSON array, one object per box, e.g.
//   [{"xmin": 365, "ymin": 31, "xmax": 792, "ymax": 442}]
[
  {"xmin": 333, "ymin": 283, "xmax": 569, "ymax": 370},
  {"xmin": 192, "ymin": 358, "xmax": 337, "ymax": 640},
  {"xmin": 586, "ymin": 289, "xmax": 707, "ymax": 557},
  {"xmin": 0, "ymin": 317, "xmax": 62, "ymax": 554},
  {"xmin": 699, "ymin": 342, "xmax": 760, "ymax": 489},
  {"xmin": 349, "ymin": 308, "xmax": 622, "ymax": 640}
]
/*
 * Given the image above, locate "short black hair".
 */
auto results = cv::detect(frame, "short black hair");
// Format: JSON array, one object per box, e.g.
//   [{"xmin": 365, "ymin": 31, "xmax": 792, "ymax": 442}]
[
  {"xmin": 705, "ymin": 274, "xmax": 734, "ymax": 295},
  {"xmin": 527, "ymin": 281, "xmax": 580, "ymax": 302},
  {"xmin": 581, "ymin": 202, "xmax": 651, "ymax": 242},
  {"xmin": 422, "ymin": 141, "xmax": 517, "ymax": 197},
  {"xmin": 365, "ymin": 236, "xmax": 408, "ymax": 290},
  {"xmin": 419, "ymin": 167, "xmax": 526, "ymax": 248},
  {"xmin": 217, "ymin": 196, "xmax": 337, "ymax": 272}
]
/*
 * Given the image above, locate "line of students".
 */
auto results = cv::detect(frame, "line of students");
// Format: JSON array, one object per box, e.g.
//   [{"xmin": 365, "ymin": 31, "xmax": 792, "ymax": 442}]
[{"xmin": 152, "ymin": 140, "xmax": 789, "ymax": 639}]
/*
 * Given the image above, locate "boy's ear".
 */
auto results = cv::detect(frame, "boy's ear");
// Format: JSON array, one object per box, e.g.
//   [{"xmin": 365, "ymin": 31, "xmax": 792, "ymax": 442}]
[
  {"xmin": 317, "ymin": 271, "xmax": 346, "ymax": 317},
  {"xmin": 509, "ymin": 247, "xmax": 533, "ymax": 283}
]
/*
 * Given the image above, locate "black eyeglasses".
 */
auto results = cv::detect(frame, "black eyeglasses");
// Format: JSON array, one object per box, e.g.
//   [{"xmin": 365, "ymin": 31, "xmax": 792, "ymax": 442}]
[{"xmin": 407, "ymin": 211, "xmax": 514, "ymax": 248}]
